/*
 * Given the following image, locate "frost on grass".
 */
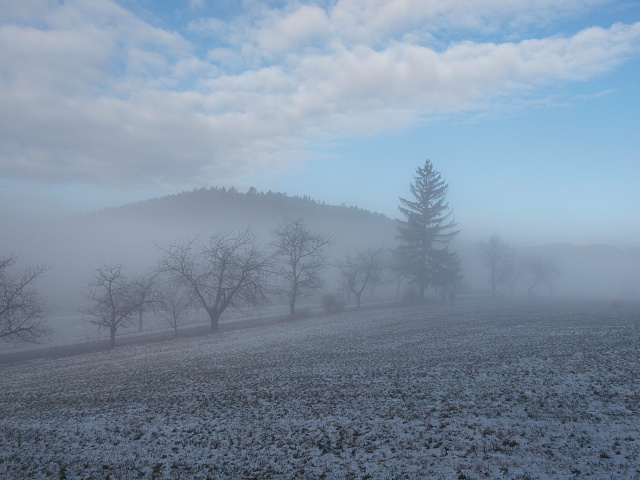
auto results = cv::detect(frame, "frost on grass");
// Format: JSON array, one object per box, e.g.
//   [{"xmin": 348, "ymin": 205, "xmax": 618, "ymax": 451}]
[{"xmin": 1, "ymin": 298, "xmax": 639, "ymax": 479}]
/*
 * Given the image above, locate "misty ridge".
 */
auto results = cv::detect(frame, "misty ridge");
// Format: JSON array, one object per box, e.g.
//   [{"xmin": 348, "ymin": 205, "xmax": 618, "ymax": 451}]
[
  {"xmin": 2, "ymin": 187, "xmax": 396, "ymax": 317},
  {"xmin": 2, "ymin": 185, "xmax": 639, "ymax": 322}
]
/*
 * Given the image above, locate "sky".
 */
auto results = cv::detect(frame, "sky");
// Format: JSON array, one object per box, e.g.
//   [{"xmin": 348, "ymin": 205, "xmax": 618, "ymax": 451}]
[{"xmin": 1, "ymin": 0, "xmax": 639, "ymax": 248}]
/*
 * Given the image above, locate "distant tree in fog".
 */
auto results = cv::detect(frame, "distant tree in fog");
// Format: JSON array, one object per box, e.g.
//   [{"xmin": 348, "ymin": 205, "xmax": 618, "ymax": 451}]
[
  {"xmin": 339, "ymin": 248, "xmax": 384, "ymax": 309},
  {"xmin": 503, "ymin": 254, "xmax": 523, "ymax": 296},
  {"xmin": 0, "ymin": 254, "xmax": 49, "ymax": 344},
  {"xmin": 526, "ymin": 255, "xmax": 559, "ymax": 296},
  {"xmin": 80, "ymin": 264, "xmax": 150, "ymax": 348},
  {"xmin": 271, "ymin": 218, "xmax": 332, "ymax": 317},
  {"xmin": 395, "ymin": 161, "xmax": 460, "ymax": 299},
  {"xmin": 479, "ymin": 234, "xmax": 513, "ymax": 296},
  {"xmin": 131, "ymin": 272, "xmax": 157, "ymax": 332},
  {"xmin": 387, "ymin": 249, "xmax": 406, "ymax": 300},
  {"xmin": 153, "ymin": 278, "xmax": 195, "ymax": 337},
  {"xmin": 158, "ymin": 229, "xmax": 271, "ymax": 331}
]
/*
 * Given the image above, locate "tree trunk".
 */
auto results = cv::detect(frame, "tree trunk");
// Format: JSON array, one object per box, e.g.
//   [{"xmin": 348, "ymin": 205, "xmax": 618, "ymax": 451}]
[
  {"xmin": 289, "ymin": 284, "xmax": 298, "ymax": 317},
  {"xmin": 355, "ymin": 292, "xmax": 362, "ymax": 309},
  {"xmin": 109, "ymin": 325, "xmax": 116, "ymax": 349},
  {"xmin": 491, "ymin": 267, "xmax": 496, "ymax": 297},
  {"xmin": 138, "ymin": 310, "xmax": 143, "ymax": 332},
  {"xmin": 207, "ymin": 308, "xmax": 221, "ymax": 332}
]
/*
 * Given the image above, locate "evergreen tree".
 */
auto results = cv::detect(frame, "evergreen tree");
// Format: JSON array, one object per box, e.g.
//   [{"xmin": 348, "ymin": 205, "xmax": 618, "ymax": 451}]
[{"xmin": 396, "ymin": 160, "xmax": 460, "ymax": 299}]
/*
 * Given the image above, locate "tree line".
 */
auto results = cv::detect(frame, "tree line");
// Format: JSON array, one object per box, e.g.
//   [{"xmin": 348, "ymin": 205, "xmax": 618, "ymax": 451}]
[
  {"xmin": 479, "ymin": 233, "xmax": 559, "ymax": 297},
  {"xmin": 1, "ymin": 160, "xmax": 559, "ymax": 348}
]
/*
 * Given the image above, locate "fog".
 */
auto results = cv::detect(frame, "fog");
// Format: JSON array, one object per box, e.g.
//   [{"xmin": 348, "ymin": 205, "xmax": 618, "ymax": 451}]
[
  {"xmin": 1, "ymin": 188, "xmax": 639, "ymax": 350},
  {"xmin": 455, "ymin": 240, "xmax": 640, "ymax": 299},
  {"xmin": 0, "ymin": 191, "xmax": 640, "ymax": 315},
  {"xmin": 1, "ymin": 190, "xmax": 399, "ymax": 316}
]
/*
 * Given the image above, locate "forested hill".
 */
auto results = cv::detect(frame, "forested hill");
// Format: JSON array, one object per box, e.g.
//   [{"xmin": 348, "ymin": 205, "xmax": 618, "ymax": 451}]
[
  {"xmin": 2, "ymin": 187, "xmax": 399, "ymax": 314},
  {"xmin": 84, "ymin": 186, "xmax": 398, "ymax": 254},
  {"xmin": 91, "ymin": 186, "xmax": 392, "ymax": 230}
]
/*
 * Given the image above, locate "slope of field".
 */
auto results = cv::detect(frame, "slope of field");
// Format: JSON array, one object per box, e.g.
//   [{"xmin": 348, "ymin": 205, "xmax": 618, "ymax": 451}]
[{"xmin": 1, "ymin": 298, "xmax": 639, "ymax": 479}]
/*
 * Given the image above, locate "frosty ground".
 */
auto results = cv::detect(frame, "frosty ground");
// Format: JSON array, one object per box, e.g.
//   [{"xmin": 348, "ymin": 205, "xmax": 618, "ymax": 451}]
[{"xmin": 1, "ymin": 297, "xmax": 639, "ymax": 480}]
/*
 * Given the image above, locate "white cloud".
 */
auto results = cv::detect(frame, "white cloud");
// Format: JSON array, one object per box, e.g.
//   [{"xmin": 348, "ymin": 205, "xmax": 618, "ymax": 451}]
[
  {"xmin": 253, "ymin": 3, "xmax": 332, "ymax": 56},
  {"xmin": 321, "ymin": 0, "xmax": 614, "ymax": 46},
  {"xmin": 0, "ymin": 0, "xmax": 638, "ymax": 190}
]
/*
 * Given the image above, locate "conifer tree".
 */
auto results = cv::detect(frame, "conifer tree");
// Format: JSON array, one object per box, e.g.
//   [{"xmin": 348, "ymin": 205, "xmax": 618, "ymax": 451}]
[{"xmin": 396, "ymin": 160, "xmax": 460, "ymax": 299}]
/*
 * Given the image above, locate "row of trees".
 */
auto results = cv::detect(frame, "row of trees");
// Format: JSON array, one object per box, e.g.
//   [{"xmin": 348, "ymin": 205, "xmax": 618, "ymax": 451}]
[
  {"xmin": 0, "ymin": 160, "xmax": 464, "ymax": 347},
  {"xmin": 84, "ymin": 217, "xmax": 399, "ymax": 348},
  {"xmin": 68, "ymin": 161, "xmax": 465, "ymax": 349},
  {"xmin": 480, "ymin": 233, "xmax": 559, "ymax": 296},
  {"xmin": 89, "ymin": 158, "xmax": 470, "ymax": 346},
  {"xmin": 77, "ymin": 220, "xmax": 331, "ymax": 348},
  {"xmin": 0, "ymin": 221, "xmax": 391, "ymax": 349},
  {"xmin": 6, "ymin": 160, "xmax": 525, "ymax": 347}
]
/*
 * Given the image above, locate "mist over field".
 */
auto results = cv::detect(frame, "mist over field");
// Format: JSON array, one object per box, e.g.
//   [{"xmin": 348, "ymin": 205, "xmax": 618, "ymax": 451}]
[
  {"xmin": 1, "ymin": 187, "xmax": 638, "ymax": 320},
  {"xmin": 1, "ymin": 1, "xmax": 639, "ymax": 477},
  {"xmin": 1, "ymin": 188, "xmax": 639, "ymax": 480},
  {"xmin": 0, "ymin": 187, "xmax": 639, "ymax": 355},
  {"xmin": 2, "ymin": 189, "xmax": 398, "ymax": 316}
]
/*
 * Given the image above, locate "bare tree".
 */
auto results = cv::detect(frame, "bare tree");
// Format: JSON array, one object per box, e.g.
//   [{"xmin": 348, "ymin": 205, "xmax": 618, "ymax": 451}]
[
  {"xmin": 131, "ymin": 271, "xmax": 157, "ymax": 332},
  {"xmin": 80, "ymin": 264, "xmax": 149, "ymax": 348},
  {"xmin": 339, "ymin": 248, "xmax": 384, "ymax": 309},
  {"xmin": 502, "ymin": 254, "xmax": 522, "ymax": 295},
  {"xmin": 153, "ymin": 278, "xmax": 195, "ymax": 337},
  {"xmin": 0, "ymin": 254, "xmax": 49, "ymax": 344},
  {"xmin": 526, "ymin": 255, "xmax": 559, "ymax": 296},
  {"xmin": 479, "ymin": 234, "xmax": 513, "ymax": 296},
  {"xmin": 158, "ymin": 229, "xmax": 271, "ymax": 332},
  {"xmin": 271, "ymin": 218, "xmax": 332, "ymax": 317}
]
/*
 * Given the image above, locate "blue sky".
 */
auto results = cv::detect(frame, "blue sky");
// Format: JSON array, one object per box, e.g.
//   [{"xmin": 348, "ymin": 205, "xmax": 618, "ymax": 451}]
[{"xmin": 1, "ymin": 0, "xmax": 639, "ymax": 247}]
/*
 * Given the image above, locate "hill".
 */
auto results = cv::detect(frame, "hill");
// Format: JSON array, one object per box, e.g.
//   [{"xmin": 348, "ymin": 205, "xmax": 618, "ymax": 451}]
[
  {"xmin": 88, "ymin": 186, "xmax": 396, "ymax": 251},
  {"xmin": 1, "ymin": 187, "xmax": 398, "ymax": 314},
  {"xmin": 2, "ymin": 186, "xmax": 639, "ymax": 316}
]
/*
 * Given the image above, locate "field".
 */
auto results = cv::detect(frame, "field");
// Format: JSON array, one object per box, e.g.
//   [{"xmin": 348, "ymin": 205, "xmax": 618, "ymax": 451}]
[{"xmin": 1, "ymin": 297, "xmax": 639, "ymax": 479}]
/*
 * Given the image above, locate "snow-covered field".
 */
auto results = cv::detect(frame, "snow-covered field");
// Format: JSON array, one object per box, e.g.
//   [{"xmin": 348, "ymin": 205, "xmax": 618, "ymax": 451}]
[{"xmin": 1, "ymin": 297, "xmax": 639, "ymax": 480}]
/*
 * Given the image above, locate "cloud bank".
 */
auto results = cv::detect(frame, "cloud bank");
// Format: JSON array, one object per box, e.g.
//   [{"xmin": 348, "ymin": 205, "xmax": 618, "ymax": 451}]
[{"xmin": 1, "ymin": 0, "xmax": 638, "ymax": 188}]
